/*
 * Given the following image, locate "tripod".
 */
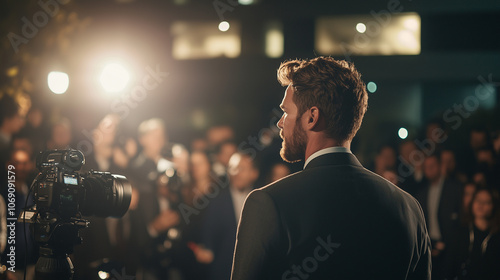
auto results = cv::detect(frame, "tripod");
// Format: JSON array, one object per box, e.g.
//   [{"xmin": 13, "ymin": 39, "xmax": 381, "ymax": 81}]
[{"xmin": 32, "ymin": 217, "xmax": 88, "ymax": 280}]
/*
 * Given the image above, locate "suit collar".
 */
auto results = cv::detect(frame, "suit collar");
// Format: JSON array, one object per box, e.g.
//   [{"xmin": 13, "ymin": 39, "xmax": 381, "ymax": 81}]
[
  {"xmin": 303, "ymin": 146, "xmax": 351, "ymax": 168},
  {"xmin": 304, "ymin": 152, "xmax": 363, "ymax": 170}
]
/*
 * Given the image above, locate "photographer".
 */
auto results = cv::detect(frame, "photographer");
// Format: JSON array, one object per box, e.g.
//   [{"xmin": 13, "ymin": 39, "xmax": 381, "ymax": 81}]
[
  {"xmin": 73, "ymin": 114, "xmax": 137, "ymax": 280},
  {"xmin": 126, "ymin": 118, "xmax": 182, "ymax": 280}
]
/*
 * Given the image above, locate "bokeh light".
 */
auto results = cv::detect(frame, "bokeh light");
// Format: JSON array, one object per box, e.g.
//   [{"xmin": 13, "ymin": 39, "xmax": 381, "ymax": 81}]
[
  {"xmin": 218, "ymin": 21, "xmax": 230, "ymax": 32},
  {"xmin": 100, "ymin": 63, "xmax": 130, "ymax": 93},
  {"xmin": 47, "ymin": 71, "xmax": 69, "ymax": 94},
  {"xmin": 367, "ymin": 81, "xmax": 377, "ymax": 93},
  {"xmin": 356, "ymin": 23, "xmax": 366, "ymax": 33},
  {"xmin": 238, "ymin": 0, "xmax": 254, "ymax": 5},
  {"xmin": 398, "ymin": 127, "xmax": 409, "ymax": 139},
  {"xmin": 98, "ymin": 270, "xmax": 110, "ymax": 280}
]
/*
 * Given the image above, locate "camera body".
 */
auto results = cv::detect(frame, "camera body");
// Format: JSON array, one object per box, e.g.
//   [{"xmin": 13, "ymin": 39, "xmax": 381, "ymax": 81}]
[
  {"xmin": 22, "ymin": 149, "xmax": 132, "ymax": 280},
  {"xmin": 33, "ymin": 149, "xmax": 131, "ymax": 220},
  {"xmin": 35, "ymin": 149, "xmax": 84, "ymax": 219}
]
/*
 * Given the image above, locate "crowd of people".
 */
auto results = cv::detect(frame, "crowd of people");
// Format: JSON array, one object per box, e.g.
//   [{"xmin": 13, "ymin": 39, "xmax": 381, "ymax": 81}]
[
  {"xmin": 0, "ymin": 92, "xmax": 499, "ymax": 280},
  {"xmin": 0, "ymin": 94, "xmax": 293, "ymax": 280},
  {"xmin": 369, "ymin": 120, "xmax": 500, "ymax": 280}
]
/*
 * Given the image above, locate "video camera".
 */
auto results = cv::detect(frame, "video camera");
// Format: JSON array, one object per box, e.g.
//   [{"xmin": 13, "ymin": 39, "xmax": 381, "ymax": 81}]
[{"xmin": 22, "ymin": 149, "xmax": 132, "ymax": 280}]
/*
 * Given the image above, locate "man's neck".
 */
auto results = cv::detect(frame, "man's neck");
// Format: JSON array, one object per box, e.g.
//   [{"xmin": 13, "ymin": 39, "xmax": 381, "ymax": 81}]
[{"xmin": 304, "ymin": 137, "xmax": 350, "ymax": 164}]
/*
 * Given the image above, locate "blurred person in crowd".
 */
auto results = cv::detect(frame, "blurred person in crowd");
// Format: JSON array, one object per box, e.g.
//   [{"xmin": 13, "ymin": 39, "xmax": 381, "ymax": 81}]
[
  {"xmin": 191, "ymin": 138, "xmax": 208, "ymax": 152},
  {"xmin": 127, "ymin": 119, "xmax": 187, "ymax": 280},
  {"xmin": 461, "ymin": 126, "xmax": 492, "ymax": 178},
  {"xmin": 0, "ymin": 95, "xmax": 26, "ymax": 163},
  {"xmin": 425, "ymin": 119, "xmax": 447, "ymax": 144},
  {"xmin": 73, "ymin": 114, "xmax": 138, "ymax": 279},
  {"xmin": 19, "ymin": 106, "xmax": 48, "ymax": 154},
  {"xmin": 476, "ymin": 147, "xmax": 500, "ymax": 189},
  {"xmin": 460, "ymin": 182, "xmax": 478, "ymax": 225},
  {"xmin": 211, "ymin": 140, "xmax": 237, "ymax": 178},
  {"xmin": 471, "ymin": 167, "xmax": 494, "ymax": 189},
  {"xmin": 265, "ymin": 162, "xmax": 291, "ymax": 184},
  {"xmin": 425, "ymin": 119, "xmax": 447, "ymax": 149},
  {"xmin": 113, "ymin": 136, "xmax": 138, "ymax": 170},
  {"xmin": 182, "ymin": 150, "xmax": 215, "ymax": 235},
  {"xmin": 398, "ymin": 140, "xmax": 425, "ymax": 196},
  {"xmin": 186, "ymin": 150, "xmax": 215, "ymax": 199},
  {"xmin": 476, "ymin": 147, "xmax": 497, "ymax": 172},
  {"xmin": 131, "ymin": 168, "xmax": 181, "ymax": 280},
  {"xmin": 206, "ymin": 125, "xmax": 235, "ymax": 148},
  {"xmin": 1, "ymin": 149, "xmax": 38, "ymax": 280},
  {"xmin": 415, "ymin": 153, "xmax": 462, "ymax": 280},
  {"xmin": 82, "ymin": 114, "xmax": 121, "ymax": 172},
  {"xmin": 492, "ymin": 130, "xmax": 500, "ymax": 155},
  {"xmin": 470, "ymin": 126, "xmax": 491, "ymax": 152},
  {"xmin": 197, "ymin": 152, "xmax": 258, "ymax": 280},
  {"xmin": 180, "ymin": 150, "xmax": 217, "ymax": 279},
  {"xmin": 126, "ymin": 117, "xmax": 203, "ymax": 279},
  {"xmin": 440, "ymin": 148, "xmax": 467, "ymax": 184},
  {"xmin": 371, "ymin": 144, "xmax": 397, "ymax": 176},
  {"xmin": 128, "ymin": 118, "xmax": 170, "ymax": 193},
  {"xmin": 382, "ymin": 169, "xmax": 399, "ymax": 186},
  {"xmin": 172, "ymin": 144, "xmax": 190, "ymax": 183},
  {"xmin": 232, "ymin": 57, "xmax": 430, "ymax": 280},
  {"xmin": 45, "ymin": 118, "xmax": 72, "ymax": 150},
  {"xmin": 444, "ymin": 187, "xmax": 500, "ymax": 280},
  {"xmin": 11, "ymin": 133, "xmax": 34, "ymax": 158}
]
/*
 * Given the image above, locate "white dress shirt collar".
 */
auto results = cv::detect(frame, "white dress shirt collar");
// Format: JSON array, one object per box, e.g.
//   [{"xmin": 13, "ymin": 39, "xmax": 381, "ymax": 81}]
[{"xmin": 303, "ymin": 146, "xmax": 351, "ymax": 169}]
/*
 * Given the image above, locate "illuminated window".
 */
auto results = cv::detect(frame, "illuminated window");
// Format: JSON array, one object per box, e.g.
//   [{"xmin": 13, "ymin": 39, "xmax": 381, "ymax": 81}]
[
  {"xmin": 171, "ymin": 21, "xmax": 241, "ymax": 60},
  {"xmin": 316, "ymin": 13, "xmax": 420, "ymax": 56}
]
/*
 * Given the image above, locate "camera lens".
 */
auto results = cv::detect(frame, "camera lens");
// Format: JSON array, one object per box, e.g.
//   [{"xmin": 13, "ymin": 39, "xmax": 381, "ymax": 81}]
[{"xmin": 80, "ymin": 172, "xmax": 132, "ymax": 218}]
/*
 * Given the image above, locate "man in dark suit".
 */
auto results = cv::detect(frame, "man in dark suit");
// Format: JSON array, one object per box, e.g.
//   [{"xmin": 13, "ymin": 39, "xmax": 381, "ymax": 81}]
[
  {"xmin": 201, "ymin": 152, "xmax": 259, "ymax": 280},
  {"xmin": 415, "ymin": 154, "xmax": 462, "ymax": 279},
  {"xmin": 231, "ymin": 57, "xmax": 431, "ymax": 280}
]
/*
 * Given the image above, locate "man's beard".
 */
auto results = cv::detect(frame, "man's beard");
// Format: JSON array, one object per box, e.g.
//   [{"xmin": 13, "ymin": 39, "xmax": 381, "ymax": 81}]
[{"xmin": 280, "ymin": 121, "xmax": 307, "ymax": 163}]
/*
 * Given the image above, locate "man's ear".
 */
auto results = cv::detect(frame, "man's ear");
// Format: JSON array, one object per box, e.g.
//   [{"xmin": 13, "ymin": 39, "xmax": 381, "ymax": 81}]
[{"xmin": 304, "ymin": 106, "xmax": 320, "ymax": 130}]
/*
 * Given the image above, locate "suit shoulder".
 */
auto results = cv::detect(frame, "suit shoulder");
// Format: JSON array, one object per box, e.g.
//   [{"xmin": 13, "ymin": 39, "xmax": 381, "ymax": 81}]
[{"xmin": 254, "ymin": 171, "xmax": 305, "ymax": 196}]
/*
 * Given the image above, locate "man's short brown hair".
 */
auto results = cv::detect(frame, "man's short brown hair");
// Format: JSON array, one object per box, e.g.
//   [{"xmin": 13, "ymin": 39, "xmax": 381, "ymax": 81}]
[{"xmin": 277, "ymin": 56, "xmax": 368, "ymax": 143}]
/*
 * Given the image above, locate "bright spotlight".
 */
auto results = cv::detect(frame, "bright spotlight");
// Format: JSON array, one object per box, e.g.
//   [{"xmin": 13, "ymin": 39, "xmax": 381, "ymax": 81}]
[
  {"xmin": 47, "ymin": 71, "xmax": 69, "ymax": 94},
  {"xmin": 100, "ymin": 63, "xmax": 130, "ymax": 93},
  {"xmin": 218, "ymin": 21, "xmax": 230, "ymax": 32},
  {"xmin": 367, "ymin": 81, "xmax": 377, "ymax": 93},
  {"xmin": 238, "ymin": 0, "xmax": 254, "ymax": 5},
  {"xmin": 356, "ymin": 23, "xmax": 366, "ymax": 33},
  {"xmin": 398, "ymin": 127, "xmax": 409, "ymax": 139}
]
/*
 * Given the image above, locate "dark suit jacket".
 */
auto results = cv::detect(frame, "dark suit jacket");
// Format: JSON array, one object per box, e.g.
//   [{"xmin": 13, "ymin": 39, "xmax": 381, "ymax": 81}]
[
  {"xmin": 231, "ymin": 152, "xmax": 431, "ymax": 280},
  {"xmin": 415, "ymin": 178, "xmax": 462, "ymax": 245},
  {"xmin": 203, "ymin": 187, "xmax": 238, "ymax": 280}
]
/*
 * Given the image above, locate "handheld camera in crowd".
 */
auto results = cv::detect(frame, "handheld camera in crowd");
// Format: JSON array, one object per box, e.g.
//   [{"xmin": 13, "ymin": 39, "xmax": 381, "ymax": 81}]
[{"xmin": 20, "ymin": 149, "xmax": 132, "ymax": 280}]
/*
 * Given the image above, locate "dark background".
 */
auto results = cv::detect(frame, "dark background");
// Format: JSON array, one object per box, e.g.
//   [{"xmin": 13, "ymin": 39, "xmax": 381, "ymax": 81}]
[{"xmin": 1, "ymin": 0, "xmax": 499, "ymax": 163}]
